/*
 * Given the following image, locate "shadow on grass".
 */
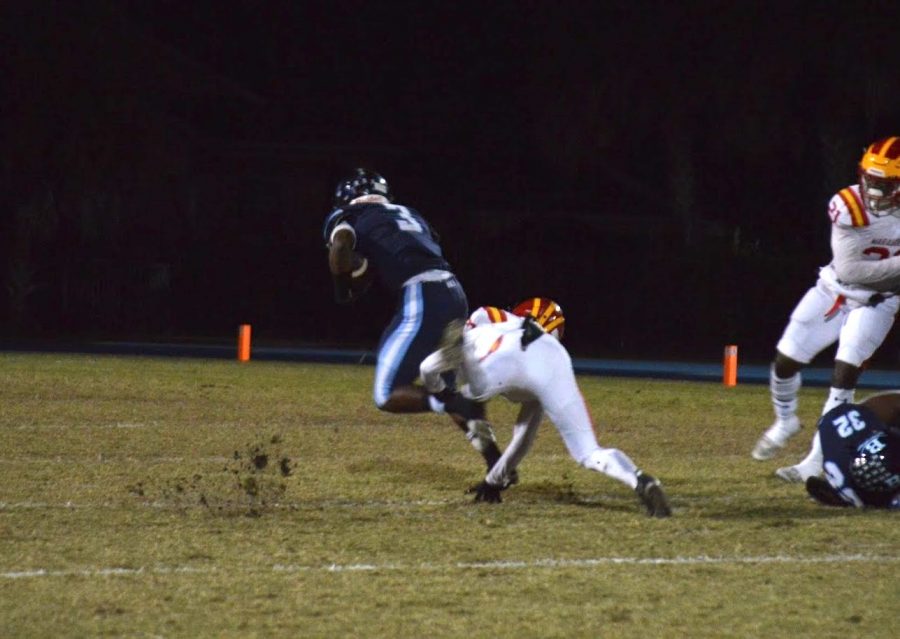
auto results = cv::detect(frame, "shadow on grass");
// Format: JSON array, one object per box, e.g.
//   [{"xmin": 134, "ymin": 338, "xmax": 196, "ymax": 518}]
[{"xmin": 487, "ymin": 481, "xmax": 642, "ymax": 515}]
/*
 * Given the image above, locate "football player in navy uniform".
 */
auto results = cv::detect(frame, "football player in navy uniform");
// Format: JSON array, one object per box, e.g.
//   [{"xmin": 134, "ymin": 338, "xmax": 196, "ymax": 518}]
[
  {"xmin": 805, "ymin": 391, "xmax": 900, "ymax": 509},
  {"xmin": 322, "ymin": 168, "xmax": 503, "ymax": 470}
]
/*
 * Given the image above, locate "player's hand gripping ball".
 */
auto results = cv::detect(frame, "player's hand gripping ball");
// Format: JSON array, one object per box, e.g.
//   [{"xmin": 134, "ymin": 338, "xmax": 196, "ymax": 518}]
[{"xmin": 349, "ymin": 251, "xmax": 376, "ymax": 297}]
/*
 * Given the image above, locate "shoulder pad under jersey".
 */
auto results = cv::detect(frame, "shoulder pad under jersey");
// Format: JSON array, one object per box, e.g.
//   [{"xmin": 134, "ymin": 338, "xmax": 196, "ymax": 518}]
[
  {"xmin": 828, "ymin": 185, "xmax": 870, "ymax": 229},
  {"xmin": 466, "ymin": 306, "xmax": 510, "ymax": 330}
]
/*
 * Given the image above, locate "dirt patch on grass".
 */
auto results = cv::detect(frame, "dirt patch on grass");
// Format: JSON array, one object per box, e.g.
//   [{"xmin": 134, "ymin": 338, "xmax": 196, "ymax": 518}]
[{"xmin": 127, "ymin": 434, "xmax": 294, "ymax": 517}]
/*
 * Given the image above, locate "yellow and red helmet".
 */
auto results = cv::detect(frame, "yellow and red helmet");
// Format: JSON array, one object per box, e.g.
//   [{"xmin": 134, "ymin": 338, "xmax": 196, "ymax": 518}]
[
  {"xmin": 511, "ymin": 297, "xmax": 565, "ymax": 340},
  {"xmin": 859, "ymin": 136, "xmax": 900, "ymax": 216}
]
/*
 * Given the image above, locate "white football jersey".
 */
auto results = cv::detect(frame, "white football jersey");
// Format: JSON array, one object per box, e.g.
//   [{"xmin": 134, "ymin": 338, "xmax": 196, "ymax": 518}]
[
  {"xmin": 465, "ymin": 305, "xmax": 513, "ymax": 330},
  {"xmin": 826, "ymin": 184, "xmax": 900, "ymax": 294}
]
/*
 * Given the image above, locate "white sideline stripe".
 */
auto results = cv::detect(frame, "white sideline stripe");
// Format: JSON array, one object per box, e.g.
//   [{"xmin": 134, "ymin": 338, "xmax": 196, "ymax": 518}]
[{"xmin": 2, "ymin": 554, "xmax": 894, "ymax": 580}]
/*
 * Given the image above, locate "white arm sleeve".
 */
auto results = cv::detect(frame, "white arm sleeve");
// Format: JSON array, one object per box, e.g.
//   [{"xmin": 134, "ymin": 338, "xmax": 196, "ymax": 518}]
[
  {"xmin": 485, "ymin": 401, "xmax": 542, "ymax": 486},
  {"xmin": 831, "ymin": 225, "xmax": 900, "ymax": 291}
]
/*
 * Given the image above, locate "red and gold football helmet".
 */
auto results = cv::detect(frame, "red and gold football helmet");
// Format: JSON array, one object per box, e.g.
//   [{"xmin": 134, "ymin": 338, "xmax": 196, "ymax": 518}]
[
  {"xmin": 859, "ymin": 136, "xmax": 900, "ymax": 216},
  {"xmin": 511, "ymin": 297, "xmax": 565, "ymax": 340}
]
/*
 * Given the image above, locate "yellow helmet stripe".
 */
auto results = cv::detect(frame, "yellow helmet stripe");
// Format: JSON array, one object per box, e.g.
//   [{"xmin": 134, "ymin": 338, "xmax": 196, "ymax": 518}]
[
  {"xmin": 544, "ymin": 317, "xmax": 564, "ymax": 334},
  {"xmin": 486, "ymin": 306, "xmax": 506, "ymax": 323},
  {"xmin": 872, "ymin": 136, "xmax": 900, "ymax": 161},
  {"xmin": 537, "ymin": 302, "xmax": 556, "ymax": 326},
  {"xmin": 839, "ymin": 187, "xmax": 868, "ymax": 227}
]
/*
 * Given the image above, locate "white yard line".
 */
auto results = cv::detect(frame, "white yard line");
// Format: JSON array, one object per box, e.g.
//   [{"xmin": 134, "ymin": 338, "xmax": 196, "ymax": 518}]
[
  {"xmin": 0, "ymin": 491, "xmax": 792, "ymax": 511},
  {"xmin": 2, "ymin": 554, "xmax": 894, "ymax": 581}
]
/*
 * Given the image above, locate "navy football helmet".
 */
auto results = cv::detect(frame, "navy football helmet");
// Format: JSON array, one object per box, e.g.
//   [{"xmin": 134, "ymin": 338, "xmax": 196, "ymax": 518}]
[
  {"xmin": 849, "ymin": 431, "xmax": 899, "ymax": 492},
  {"xmin": 333, "ymin": 168, "xmax": 391, "ymax": 207}
]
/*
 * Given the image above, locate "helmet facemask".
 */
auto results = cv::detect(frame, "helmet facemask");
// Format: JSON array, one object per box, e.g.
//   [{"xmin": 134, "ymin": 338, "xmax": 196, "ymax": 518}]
[
  {"xmin": 858, "ymin": 136, "xmax": 900, "ymax": 217},
  {"xmin": 849, "ymin": 431, "xmax": 899, "ymax": 493},
  {"xmin": 859, "ymin": 170, "xmax": 900, "ymax": 217}
]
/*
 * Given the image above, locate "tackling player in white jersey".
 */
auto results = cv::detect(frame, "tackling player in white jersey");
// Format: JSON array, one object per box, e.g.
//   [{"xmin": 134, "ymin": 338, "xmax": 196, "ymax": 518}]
[
  {"xmin": 752, "ymin": 136, "xmax": 900, "ymax": 483},
  {"xmin": 421, "ymin": 298, "xmax": 672, "ymax": 517}
]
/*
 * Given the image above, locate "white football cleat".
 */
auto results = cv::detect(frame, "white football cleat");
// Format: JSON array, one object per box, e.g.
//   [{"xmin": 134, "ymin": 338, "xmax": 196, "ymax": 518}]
[
  {"xmin": 775, "ymin": 463, "xmax": 820, "ymax": 483},
  {"xmin": 751, "ymin": 416, "xmax": 801, "ymax": 461}
]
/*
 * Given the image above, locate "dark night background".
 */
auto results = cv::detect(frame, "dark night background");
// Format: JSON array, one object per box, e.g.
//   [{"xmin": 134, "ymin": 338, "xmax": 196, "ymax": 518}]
[{"xmin": 2, "ymin": 0, "xmax": 899, "ymax": 365}]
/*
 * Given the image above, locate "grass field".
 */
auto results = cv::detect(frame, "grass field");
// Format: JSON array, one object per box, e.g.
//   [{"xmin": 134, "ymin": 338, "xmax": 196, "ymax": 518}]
[{"xmin": 1, "ymin": 353, "xmax": 897, "ymax": 638}]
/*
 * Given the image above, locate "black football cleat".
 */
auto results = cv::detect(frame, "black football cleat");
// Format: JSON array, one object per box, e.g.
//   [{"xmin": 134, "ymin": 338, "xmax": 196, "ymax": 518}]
[
  {"xmin": 635, "ymin": 472, "xmax": 672, "ymax": 518},
  {"xmin": 805, "ymin": 476, "xmax": 851, "ymax": 507}
]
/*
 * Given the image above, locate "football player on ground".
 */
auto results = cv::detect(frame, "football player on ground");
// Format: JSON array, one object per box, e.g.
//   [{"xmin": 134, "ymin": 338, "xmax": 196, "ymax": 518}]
[
  {"xmin": 805, "ymin": 391, "xmax": 900, "ymax": 509},
  {"xmin": 323, "ymin": 168, "xmax": 502, "ymax": 471},
  {"xmin": 752, "ymin": 137, "xmax": 900, "ymax": 484},
  {"xmin": 420, "ymin": 298, "xmax": 672, "ymax": 517}
]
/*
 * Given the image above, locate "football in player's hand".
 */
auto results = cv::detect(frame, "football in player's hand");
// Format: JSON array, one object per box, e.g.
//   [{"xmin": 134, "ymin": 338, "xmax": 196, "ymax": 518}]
[
  {"xmin": 350, "ymin": 251, "xmax": 368, "ymax": 277},
  {"xmin": 349, "ymin": 251, "xmax": 376, "ymax": 297}
]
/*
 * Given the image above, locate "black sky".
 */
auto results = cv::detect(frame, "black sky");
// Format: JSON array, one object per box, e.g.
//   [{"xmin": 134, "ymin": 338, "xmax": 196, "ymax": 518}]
[{"xmin": 2, "ymin": 1, "xmax": 899, "ymax": 357}]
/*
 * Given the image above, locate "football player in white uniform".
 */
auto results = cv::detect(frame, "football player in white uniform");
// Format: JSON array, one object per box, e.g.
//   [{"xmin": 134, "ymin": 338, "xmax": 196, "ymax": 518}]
[
  {"xmin": 421, "ymin": 298, "xmax": 672, "ymax": 517},
  {"xmin": 752, "ymin": 136, "xmax": 900, "ymax": 483}
]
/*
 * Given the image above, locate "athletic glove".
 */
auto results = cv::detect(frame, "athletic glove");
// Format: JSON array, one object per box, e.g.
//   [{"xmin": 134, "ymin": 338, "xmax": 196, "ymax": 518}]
[{"xmin": 471, "ymin": 480, "xmax": 503, "ymax": 504}]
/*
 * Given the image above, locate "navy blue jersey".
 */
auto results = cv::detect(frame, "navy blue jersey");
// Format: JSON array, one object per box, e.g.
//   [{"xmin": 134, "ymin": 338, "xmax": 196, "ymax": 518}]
[
  {"xmin": 323, "ymin": 202, "xmax": 451, "ymax": 290},
  {"xmin": 818, "ymin": 403, "xmax": 898, "ymax": 507}
]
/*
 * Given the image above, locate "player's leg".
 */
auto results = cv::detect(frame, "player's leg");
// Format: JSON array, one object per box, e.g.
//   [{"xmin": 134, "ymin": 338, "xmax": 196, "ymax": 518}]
[
  {"xmin": 791, "ymin": 361, "xmax": 860, "ymax": 478},
  {"xmin": 777, "ymin": 301, "xmax": 898, "ymax": 482},
  {"xmin": 373, "ymin": 279, "xmax": 503, "ymax": 468},
  {"xmin": 373, "ymin": 280, "xmax": 465, "ymax": 412},
  {"xmin": 752, "ymin": 285, "xmax": 841, "ymax": 460},
  {"xmin": 528, "ymin": 339, "xmax": 671, "ymax": 516},
  {"xmin": 751, "ymin": 351, "xmax": 804, "ymax": 460},
  {"xmin": 524, "ymin": 340, "xmax": 635, "ymax": 483}
]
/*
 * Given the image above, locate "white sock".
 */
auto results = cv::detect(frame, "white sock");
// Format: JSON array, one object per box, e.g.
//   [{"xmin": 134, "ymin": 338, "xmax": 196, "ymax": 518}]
[
  {"xmin": 787, "ymin": 388, "xmax": 852, "ymax": 472},
  {"xmin": 771, "ymin": 366, "xmax": 802, "ymax": 422},
  {"xmin": 822, "ymin": 387, "xmax": 854, "ymax": 415},
  {"xmin": 582, "ymin": 448, "xmax": 639, "ymax": 489},
  {"xmin": 797, "ymin": 431, "xmax": 823, "ymax": 469}
]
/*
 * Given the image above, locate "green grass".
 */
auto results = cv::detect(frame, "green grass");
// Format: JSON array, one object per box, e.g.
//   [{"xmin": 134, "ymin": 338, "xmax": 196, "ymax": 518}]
[{"xmin": 0, "ymin": 353, "xmax": 897, "ymax": 638}]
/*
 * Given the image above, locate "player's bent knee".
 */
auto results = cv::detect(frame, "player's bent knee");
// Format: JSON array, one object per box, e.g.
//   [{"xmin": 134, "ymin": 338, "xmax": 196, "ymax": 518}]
[
  {"xmin": 373, "ymin": 389, "xmax": 392, "ymax": 411},
  {"xmin": 374, "ymin": 392, "xmax": 400, "ymax": 412},
  {"xmin": 373, "ymin": 386, "xmax": 430, "ymax": 413},
  {"xmin": 773, "ymin": 351, "xmax": 805, "ymax": 377}
]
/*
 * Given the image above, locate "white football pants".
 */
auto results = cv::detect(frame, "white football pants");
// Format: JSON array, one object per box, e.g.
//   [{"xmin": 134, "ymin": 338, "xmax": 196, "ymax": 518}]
[
  {"xmin": 460, "ymin": 327, "xmax": 639, "ymax": 489},
  {"xmin": 776, "ymin": 279, "xmax": 898, "ymax": 367}
]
